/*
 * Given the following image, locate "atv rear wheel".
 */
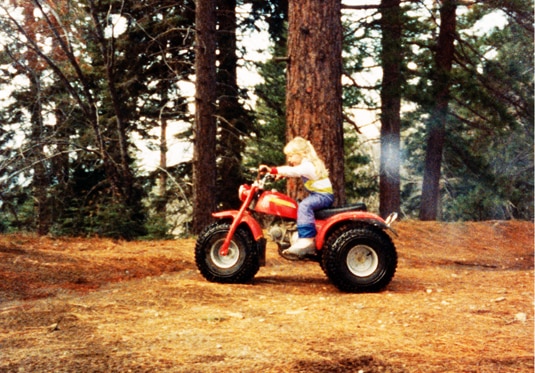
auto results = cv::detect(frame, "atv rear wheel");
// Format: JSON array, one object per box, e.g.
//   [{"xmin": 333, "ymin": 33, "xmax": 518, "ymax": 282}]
[
  {"xmin": 322, "ymin": 226, "xmax": 397, "ymax": 292},
  {"xmin": 195, "ymin": 222, "xmax": 260, "ymax": 283}
]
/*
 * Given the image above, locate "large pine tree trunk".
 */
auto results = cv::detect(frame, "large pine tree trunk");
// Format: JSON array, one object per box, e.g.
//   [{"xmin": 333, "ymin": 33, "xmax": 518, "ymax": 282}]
[
  {"xmin": 192, "ymin": 0, "xmax": 218, "ymax": 233},
  {"xmin": 286, "ymin": 0, "xmax": 345, "ymax": 205},
  {"xmin": 379, "ymin": 0, "xmax": 402, "ymax": 219},
  {"xmin": 216, "ymin": 0, "xmax": 246, "ymax": 210},
  {"xmin": 419, "ymin": 0, "xmax": 457, "ymax": 220}
]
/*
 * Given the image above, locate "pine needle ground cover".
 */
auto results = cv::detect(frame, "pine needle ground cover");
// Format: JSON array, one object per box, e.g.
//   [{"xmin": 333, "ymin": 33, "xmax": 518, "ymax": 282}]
[{"xmin": 0, "ymin": 221, "xmax": 533, "ymax": 372}]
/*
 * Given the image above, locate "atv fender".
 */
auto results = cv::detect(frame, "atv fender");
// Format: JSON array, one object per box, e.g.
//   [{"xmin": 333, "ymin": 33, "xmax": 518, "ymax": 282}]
[
  {"xmin": 212, "ymin": 210, "xmax": 265, "ymax": 241},
  {"xmin": 315, "ymin": 211, "xmax": 397, "ymax": 249}
]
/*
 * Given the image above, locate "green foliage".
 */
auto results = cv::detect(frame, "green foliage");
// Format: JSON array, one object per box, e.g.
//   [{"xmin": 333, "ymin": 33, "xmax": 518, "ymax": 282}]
[
  {"xmin": 342, "ymin": 19, "xmax": 381, "ymax": 202},
  {"xmin": 245, "ymin": 0, "xmax": 288, "ymax": 44},
  {"xmin": 142, "ymin": 161, "xmax": 193, "ymax": 238},
  {"xmin": 0, "ymin": 0, "xmax": 196, "ymax": 238},
  {"xmin": 245, "ymin": 41, "xmax": 288, "ymax": 172},
  {"xmin": 50, "ymin": 198, "xmax": 147, "ymax": 240},
  {"xmin": 0, "ymin": 193, "xmax": 36, "ymax": 233},
  {"xmin": 0, "ymin": 0, "xmax": 532, "ymax": 236},
  {"xmin": 402, "ymin": 3, "xmax": 533, "ymax": 221},
  {"xmin": 142, "ymin": 211, "xmax": 174, "ymax": 240},
  {"xmin": 343, "ymin": 132, "xmax": 379, "ymax": 207},
  {"xmin": 42, "ymin": 161, "xmax": 147, "ymax": 239}
]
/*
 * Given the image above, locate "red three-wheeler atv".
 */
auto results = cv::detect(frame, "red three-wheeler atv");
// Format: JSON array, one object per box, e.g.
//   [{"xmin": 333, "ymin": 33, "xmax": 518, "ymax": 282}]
[{"xmin": 194, "ymin": 172, "xmax": 398, "ymax": 292}]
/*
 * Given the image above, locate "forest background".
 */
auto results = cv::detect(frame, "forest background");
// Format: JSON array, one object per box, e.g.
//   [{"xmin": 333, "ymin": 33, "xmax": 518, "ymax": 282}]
[{"xmin": 0, "ymin": 0, "xmax": 532, "ymax": 239}]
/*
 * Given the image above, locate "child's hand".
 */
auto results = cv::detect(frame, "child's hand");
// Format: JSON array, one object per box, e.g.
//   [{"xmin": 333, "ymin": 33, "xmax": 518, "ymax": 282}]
[{"xmin": 258, "ymin": 165, "xmax": 271, "ymax": 173}]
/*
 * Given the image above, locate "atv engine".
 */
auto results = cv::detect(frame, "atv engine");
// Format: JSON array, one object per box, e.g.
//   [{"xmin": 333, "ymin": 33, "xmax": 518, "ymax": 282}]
[{"xmin": 268, "ymin": 220, "xmax": 297, "ymax": 252}]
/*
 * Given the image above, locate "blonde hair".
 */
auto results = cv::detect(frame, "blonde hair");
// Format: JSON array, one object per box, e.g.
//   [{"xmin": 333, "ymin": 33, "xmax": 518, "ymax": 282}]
[{"xmin": 284, "ymin": 136, "xmax": 329, "ymax": 179}]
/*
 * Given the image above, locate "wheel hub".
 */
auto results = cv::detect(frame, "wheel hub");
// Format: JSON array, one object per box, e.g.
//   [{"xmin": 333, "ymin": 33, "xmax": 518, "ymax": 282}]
[
  {"xmin": 211, "ymin": 239, "xmax": 240, "ymax": 269},
  {"xmin": 346, "ymin": 245, "xmax": 379, "ymax": 277}
]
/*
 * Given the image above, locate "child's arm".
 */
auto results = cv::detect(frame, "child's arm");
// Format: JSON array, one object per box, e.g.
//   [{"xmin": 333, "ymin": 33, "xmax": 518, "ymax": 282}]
[{"xmin": 271, "ymin": 160, "xmax": 317, "ymax": 180}]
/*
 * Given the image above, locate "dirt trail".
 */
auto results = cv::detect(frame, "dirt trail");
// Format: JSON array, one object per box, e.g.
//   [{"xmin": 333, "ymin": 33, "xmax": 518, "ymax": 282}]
[{"xmin": 0, "ymin": 221, "xmax": 533, "ymax": 372}]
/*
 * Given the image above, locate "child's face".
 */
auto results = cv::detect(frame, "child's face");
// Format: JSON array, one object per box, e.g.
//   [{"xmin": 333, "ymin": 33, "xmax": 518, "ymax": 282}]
[{"xmin": 287, "ymin": 153, "xmax": 303, "ymax": 166}]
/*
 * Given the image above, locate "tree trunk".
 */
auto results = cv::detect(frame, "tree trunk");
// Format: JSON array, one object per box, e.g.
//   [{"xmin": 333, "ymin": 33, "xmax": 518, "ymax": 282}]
[
  {"xmin": 192, "ymin": 0, "xmax": 217, "ymax": 233},
  {"xmin": 22, "ymin": 3, "xmax": 51, "ymax": 235},
  {"xmin": 419, "ymin": 0, "xmax": 457, "ymax": 220},
  {"xmin": 52, "ymin": 107, "xmax": 70, "ymax": 226},
  {"xmin": 216, "ymin": 0, "xmax": 246, "ymax": 210},
  {"xmin": 88, "ymin": 1, "xmax": 135, "ymax": 203},
  {"xmin": 286, "ymin": 0, "xmax": 345, "ymax": 205},
  {"xmin": 379, "ymin": 0, "xmax": 402, "ymax": 219},
  {"xmin": 159, "ymin": 117, "xmax": 168, "ymax": 201},
  {"xmin": 29, "ymin": 76, "xmax": 51, "ymax": 235}
]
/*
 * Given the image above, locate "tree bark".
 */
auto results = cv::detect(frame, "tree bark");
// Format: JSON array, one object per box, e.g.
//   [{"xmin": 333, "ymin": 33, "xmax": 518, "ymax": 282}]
[
  {"xmin": 159, "ymin": 117, "xmax": 168, "ymax": 201},
  {"xmin": 379, "ymin": 0, "xmax": 402, "ymax": 219},
  {"xmin": 192, "ymin": 0, "xmax": 218, "ymax": 233},
  {"xmin": 286, "ymin": 0, "xmax": 345, "ymax": 205},
  {"xmin": 216, "ymin": 0, "xmax": 246, "ymax": 210},
  {"xmin": 419, "ymin": 0, "xmax": 457, "ymax": 220}
]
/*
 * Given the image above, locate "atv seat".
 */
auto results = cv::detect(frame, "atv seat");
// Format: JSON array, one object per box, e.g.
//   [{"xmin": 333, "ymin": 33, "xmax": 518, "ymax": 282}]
[{"xmin": 314, "ymin": 202, "xmax": 367, "ymax": 220}]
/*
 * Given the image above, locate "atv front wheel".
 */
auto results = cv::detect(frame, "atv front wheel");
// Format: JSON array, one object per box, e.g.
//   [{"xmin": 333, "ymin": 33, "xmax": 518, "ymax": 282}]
[
  {"xmin": 322, "ymin": 226, "xmax": 397, "ymax": 292},
  {"xmin": 195, "ymin": 222, "xmax": 260, "ymax": 283}
]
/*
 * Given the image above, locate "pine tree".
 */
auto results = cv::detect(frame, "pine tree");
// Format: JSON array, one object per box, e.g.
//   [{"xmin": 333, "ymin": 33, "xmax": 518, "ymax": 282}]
[
  {"xmin": 192, "ymin": 0, "xmax": 218, "ymax": 234},
  {"xmin": 286, "ymin": 0, "xmax": 345, "ymax": 204}
]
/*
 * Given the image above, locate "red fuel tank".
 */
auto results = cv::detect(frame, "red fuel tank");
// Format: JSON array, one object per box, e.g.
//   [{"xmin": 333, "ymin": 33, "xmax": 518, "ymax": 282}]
[{"xmin": 253, "ymin": 190, "xmax": 298, "ymax": 219}]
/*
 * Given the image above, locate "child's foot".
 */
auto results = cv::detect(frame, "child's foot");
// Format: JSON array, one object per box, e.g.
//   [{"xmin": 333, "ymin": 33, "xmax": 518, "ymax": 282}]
[{"xmin": 282, "ymin": 238, "xmax": 315, "ymax": 258}]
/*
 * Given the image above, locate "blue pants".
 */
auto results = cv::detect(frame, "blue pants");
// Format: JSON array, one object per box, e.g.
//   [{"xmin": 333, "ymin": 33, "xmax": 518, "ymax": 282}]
[{"xmin": 297, "ymin": 193, "xmax": 334, "ymax": 238}]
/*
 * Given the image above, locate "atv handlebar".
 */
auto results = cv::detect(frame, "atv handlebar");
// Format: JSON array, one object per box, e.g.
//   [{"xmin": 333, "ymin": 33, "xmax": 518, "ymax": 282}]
[{"xmin": 254, "ymin": 170, "xmax": 274, "ymax": 189}]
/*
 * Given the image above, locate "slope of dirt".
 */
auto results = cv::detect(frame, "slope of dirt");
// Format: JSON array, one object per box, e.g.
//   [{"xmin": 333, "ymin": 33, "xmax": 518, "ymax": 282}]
[{"xmin": 0, "ymin": 221, "xmax": 533, "ymax": 372}]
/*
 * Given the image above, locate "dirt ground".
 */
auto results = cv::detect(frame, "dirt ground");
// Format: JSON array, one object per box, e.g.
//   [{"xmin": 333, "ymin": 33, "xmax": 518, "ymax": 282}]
[{"xmin": 0, "ymin": 220, "xmax": 533, "ymax": 372}]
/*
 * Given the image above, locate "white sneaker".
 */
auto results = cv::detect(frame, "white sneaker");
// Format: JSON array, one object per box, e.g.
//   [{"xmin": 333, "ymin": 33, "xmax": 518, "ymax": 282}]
[{"xmin": 282, "ymin": 238, "xmax": 316, "ymax": 258}]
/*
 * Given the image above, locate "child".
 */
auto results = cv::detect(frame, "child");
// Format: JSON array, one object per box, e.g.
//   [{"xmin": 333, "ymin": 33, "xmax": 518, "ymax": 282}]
[{"xmin": 259, "ymin": 137, "xmax": 334, "ymax": 258}]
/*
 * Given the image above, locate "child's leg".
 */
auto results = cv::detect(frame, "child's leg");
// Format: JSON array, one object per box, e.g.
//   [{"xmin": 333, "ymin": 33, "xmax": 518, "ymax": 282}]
[
  {"xmin": 296, "ymin": 193, "xmax": 334, "ymax": 238},
  {"xmin": 283, "ymin": 193, "xmax": 335, "ymax": 258}
]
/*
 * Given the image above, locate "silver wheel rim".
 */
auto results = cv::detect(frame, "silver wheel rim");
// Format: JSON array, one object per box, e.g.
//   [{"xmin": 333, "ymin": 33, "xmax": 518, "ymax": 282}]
[
  {"xmin": 346, "ymin": 244, "xmax": 378, "ymax": 277},
  {"xmin": 210, "ymin": 239, "xmax": 240, "ymax": 269}
]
